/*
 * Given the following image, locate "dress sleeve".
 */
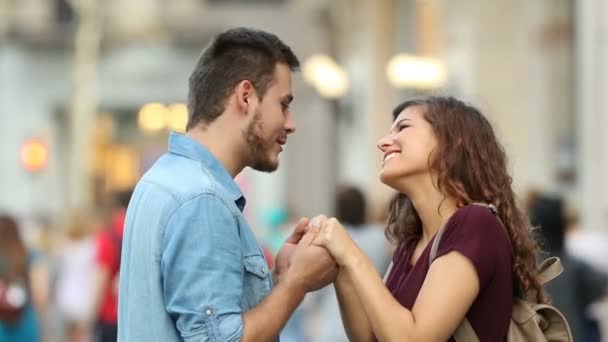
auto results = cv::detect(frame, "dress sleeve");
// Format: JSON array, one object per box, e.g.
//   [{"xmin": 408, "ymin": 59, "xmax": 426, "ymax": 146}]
[{"xmin": 435, "ymin": 205, "xmax": 512, "ymax": 287}]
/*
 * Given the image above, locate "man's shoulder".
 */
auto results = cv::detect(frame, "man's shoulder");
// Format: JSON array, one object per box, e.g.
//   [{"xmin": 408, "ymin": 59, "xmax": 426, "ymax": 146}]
[{"xmin": 140, "ymin": 153, "xmax": 225, "ymax": 205}]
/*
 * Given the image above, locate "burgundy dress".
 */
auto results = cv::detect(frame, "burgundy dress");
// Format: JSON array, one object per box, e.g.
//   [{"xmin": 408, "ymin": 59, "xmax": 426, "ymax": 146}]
[{"xmin": 385, "ymin": 205, "xmax": 513, "ymax": 341}]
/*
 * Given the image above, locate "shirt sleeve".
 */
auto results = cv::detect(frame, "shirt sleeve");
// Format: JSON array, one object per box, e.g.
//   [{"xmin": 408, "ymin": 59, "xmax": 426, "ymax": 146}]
[
  {"xmin": 161, "ymin": 193, "xmax": 244, "ymax": 342},
  {"xmin": 435, "ymin": 205, "xmax": 512, "ymax": 288}
]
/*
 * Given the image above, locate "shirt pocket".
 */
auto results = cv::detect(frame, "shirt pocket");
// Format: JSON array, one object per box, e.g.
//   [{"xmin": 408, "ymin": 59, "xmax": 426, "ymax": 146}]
[{"xmin": 241, "ymin": 254, "xmax": 271, "ymax": 310}]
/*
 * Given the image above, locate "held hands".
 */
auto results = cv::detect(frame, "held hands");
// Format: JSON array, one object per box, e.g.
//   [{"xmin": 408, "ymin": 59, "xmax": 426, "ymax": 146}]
[
  {"xmin": 274, "ymin": 216, "xmax": 338, "ymax": 293},
  {"xmin": 311, "ymin": 217, "xmax": 358, "ymax": 267},
  {"xmin": 285, "ymin": 216, "xmax": 338, "ymax": 292},
  {"xmin": 273, "ymin": 215, "xmax": 358, "ymax": 293}
]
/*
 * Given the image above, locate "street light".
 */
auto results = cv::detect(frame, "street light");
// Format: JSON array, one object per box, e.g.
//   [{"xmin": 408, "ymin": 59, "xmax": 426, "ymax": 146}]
[
  {"xmin": 386, "ymin": 53, "xmax": 446, "ymax": 89},
  {"xmin": 167, "ymin": 103, "xmax": 188, "ymax": 133},
  {"xmin": 137, "ymin": 102, "xmax": 189, "ymax": 134},
  {"xmin": 138, "ymin": 102, "xmax": 168, "ymax": 133},
  {"xmin": 302, "ymin": 54, "xmax": 349, "ymax": 99},
  {"xmin": 20, "ymin": 138, "xmax": 49, "ymax": 173}
]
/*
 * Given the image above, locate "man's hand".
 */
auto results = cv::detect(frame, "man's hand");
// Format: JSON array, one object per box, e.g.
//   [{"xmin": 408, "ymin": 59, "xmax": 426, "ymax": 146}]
[
  {"xmin": 273, "ymin": 217, "xmax": 309, "ymax": 284},
  {"xmin": 284, "ymin": 223, "xmax": 338, "ymax": 293}
]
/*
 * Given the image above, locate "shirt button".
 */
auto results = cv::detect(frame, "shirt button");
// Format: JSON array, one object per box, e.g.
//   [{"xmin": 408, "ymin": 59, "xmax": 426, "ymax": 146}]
[
  {"xmin": 205, "ymin": 308, "xmax": 213, "ymax": 316},
  {"xmin": 261, "ymin": 268, "xmax": 266, "ymax": 276}
]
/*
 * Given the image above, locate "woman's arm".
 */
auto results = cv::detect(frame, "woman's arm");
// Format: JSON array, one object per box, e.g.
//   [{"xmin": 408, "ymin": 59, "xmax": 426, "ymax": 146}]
[
  {"xmin": 335, "ymin": 269, "xmax": 376, "ymax": 342},
  {"xmin": 343, "ymin": 249, "xmax": 479, "ymax": 342},
  {"xmin": 313, "ymin": 218, "xmax": 480, "ymax": 342}
]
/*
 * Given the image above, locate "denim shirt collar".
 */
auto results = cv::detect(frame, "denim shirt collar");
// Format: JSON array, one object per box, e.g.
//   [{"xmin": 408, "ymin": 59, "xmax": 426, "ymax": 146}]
[{"xmin": 167, "ymin": 132, "xmax": 246, "ymax": 210}]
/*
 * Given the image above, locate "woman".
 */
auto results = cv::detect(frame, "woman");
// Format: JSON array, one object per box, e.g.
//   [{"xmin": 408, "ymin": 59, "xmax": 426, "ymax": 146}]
[
  {"xmin": 0, "ymin": 215, "xmax": 44, "ymax": 342},
  {"xmin": 311, "ymin": 97, "xmax": 544, "ymax": 341}
]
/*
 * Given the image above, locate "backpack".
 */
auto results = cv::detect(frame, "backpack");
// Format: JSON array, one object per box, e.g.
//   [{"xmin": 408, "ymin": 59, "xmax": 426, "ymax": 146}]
[{"xmin": 429, "ymin": 203, "xmax": 573, "ymax": 342}]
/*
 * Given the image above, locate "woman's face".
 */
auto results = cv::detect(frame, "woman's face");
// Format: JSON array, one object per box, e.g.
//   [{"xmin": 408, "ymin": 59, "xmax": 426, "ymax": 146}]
[{"xmin": 377, "ymin": 105, "xmax": 438, "ymax": 189}]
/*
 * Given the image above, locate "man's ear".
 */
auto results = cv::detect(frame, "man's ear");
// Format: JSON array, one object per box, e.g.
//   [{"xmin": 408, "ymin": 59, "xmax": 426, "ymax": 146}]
[{"xmin": 234, "ymin": 80, "xmax": 256, "ymax": 114}]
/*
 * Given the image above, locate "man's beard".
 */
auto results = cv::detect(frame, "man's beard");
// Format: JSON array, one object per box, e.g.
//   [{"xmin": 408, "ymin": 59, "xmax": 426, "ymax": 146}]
[{"xmin": 243, "ymin": 111, "xmax": 279, "ymax": 172}]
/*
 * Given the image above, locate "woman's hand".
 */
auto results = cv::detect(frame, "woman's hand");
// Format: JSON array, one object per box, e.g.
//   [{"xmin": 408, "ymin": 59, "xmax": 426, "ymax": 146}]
[{"xmin": 312, "ymin": 218, "xmax": 360, "ymax": 266}]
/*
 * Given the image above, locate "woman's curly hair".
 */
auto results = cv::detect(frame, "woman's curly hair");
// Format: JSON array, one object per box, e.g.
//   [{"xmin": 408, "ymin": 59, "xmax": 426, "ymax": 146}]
[{"xmin": 385, "ymin": 96, "xmax": 546, "ymax": 302}]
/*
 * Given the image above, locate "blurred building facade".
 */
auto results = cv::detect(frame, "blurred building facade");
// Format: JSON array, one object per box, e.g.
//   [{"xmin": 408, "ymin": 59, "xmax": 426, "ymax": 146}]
[{"xmin": 0, "ymin": 0, "xmax": 607, "ymax": 235}]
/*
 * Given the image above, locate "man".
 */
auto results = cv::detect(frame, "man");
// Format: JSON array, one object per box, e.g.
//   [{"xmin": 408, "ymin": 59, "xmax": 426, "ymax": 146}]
[{"xmin": 118, "ymin": 27, "xmax": 337, "ymax": 341}]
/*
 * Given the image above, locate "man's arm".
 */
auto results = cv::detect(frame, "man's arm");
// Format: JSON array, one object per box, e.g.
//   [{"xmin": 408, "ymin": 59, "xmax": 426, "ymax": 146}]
[{"xmin": 241, "ymin": 274, "xmax": 306, "ymax": 342}]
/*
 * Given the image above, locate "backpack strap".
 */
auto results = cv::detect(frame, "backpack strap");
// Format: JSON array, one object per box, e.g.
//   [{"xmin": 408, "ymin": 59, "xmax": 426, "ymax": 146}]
[
  {"xmin": 383, "ymin": 261, "xmax": 394, "ymax": 283},
  {"xmin": 429, "ymin": 222, "xmax": 448, "ymax": 264},
  {"xmin": 453, "ymin": 318, "xmax": 479, "ymax": 342},
  {"xmin": 537, "ymin": 256, "xmax": 563, "ymax": 285}
]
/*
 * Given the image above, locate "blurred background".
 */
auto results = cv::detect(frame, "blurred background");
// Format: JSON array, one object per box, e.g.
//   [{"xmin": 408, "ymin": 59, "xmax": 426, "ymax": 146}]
[{"xmin": 0, "ymin": 0, "xmax": 606, "ymax": 341}]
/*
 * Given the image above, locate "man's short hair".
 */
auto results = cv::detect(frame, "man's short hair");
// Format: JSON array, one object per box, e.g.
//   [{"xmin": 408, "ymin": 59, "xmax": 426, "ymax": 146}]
[{"xmin": 187, "ymin": 27, "xmax": 300, "ymax": 130}]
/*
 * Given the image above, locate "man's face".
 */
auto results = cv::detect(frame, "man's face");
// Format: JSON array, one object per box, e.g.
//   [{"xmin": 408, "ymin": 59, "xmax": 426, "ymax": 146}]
[{"xmin": 243, "ymin": 63, "xmax": 296, "ymax": 172}]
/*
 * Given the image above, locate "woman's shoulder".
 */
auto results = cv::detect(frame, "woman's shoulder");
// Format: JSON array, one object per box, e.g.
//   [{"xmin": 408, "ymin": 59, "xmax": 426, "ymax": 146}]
[
  {"xmin": 440, "ymin": 203, "xmax": 512, "ymax": 262},
  {"xmin": 453, "ymin": 203, "xmax": 500, "ymax": 220},
  {"xmin": 449, "ymin": 204, "xmax": 506, "ymax": 237},
  {"xmin": 438, "ymin": 204, "xmax": 513, "ymax": 288}
]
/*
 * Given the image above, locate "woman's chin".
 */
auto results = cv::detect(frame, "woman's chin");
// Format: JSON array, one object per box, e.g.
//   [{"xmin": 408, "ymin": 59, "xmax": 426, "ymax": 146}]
[
  {"xmin": 379, "ymin": 169, "xmax": 399, "ymax": 188},
  {"xmin": 380, "ymin": 167, "xmax": 419, "ymax": 192}
]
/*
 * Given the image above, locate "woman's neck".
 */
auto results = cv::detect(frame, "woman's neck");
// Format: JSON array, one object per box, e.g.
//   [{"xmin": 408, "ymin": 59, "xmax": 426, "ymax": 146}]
[{"xmin": 402, "ymin": 175, "xmax": 459, "ymax": 244}]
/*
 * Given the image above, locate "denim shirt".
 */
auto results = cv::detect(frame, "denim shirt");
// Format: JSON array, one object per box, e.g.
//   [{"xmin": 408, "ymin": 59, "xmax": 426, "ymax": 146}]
[{"xmin": 118, "ymin": 133, "xmax": 273, "ymax": 341}]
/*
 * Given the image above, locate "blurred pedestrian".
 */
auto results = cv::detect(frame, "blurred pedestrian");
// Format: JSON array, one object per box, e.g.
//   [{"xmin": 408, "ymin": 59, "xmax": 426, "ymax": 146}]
[
  {"xmin": 529, "ymin": 194, "xmax": 608, "ymax": 342},
  {"xmin": 91, "ymin": 190, "xmax": 132, "ymax": 342},
  {"xmin": 0, "ymin": 214, "xmax": 47, "ymax": 341},
  {"xmin": 55, "ymin": 212, "xmax": 95, "ymax": 342}
]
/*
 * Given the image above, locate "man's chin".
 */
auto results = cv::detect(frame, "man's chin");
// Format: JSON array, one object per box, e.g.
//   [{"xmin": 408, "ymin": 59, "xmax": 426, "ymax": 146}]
[{"xmin": 251, "ymin": 159, "xmax": 279, "ymax": 173}]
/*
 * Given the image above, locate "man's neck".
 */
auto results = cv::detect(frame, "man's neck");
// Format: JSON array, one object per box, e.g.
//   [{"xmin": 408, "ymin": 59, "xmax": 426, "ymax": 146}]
[{"xmin": 186, "ymin": 124, "xmax": 245, "ymax": 177}]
